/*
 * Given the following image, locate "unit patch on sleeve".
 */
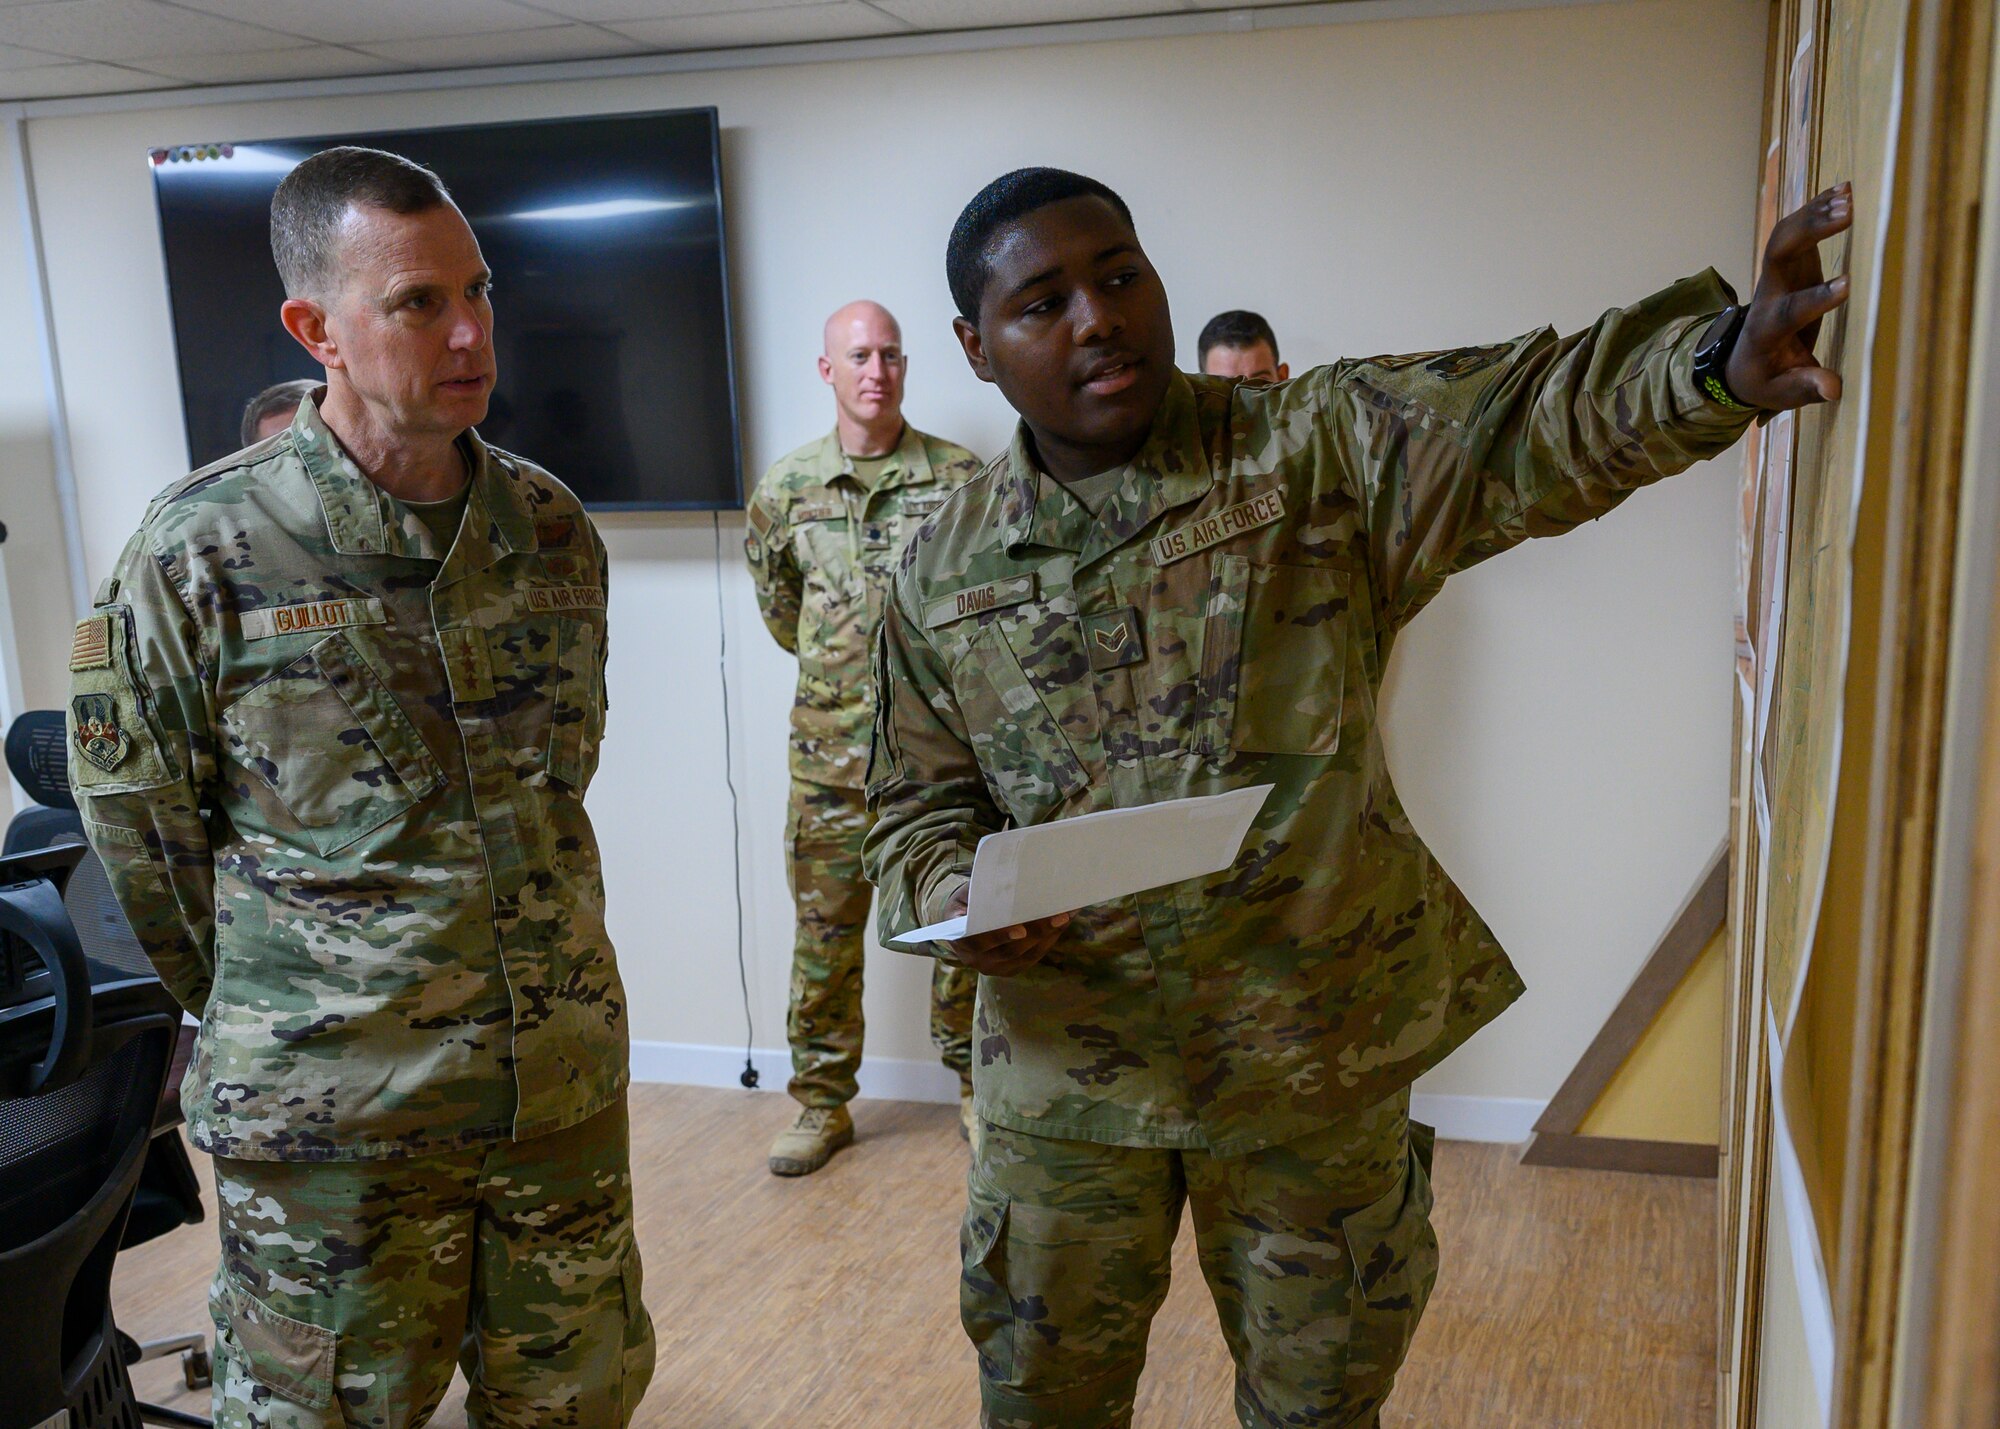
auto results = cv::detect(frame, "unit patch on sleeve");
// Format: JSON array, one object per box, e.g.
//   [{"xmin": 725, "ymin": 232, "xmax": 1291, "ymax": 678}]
[
  {"xmin": 240, "ymin": 597, "xmax": 388, "ymax": 641},
  {"xmin": 535, "ymin": 515, "xmax": 576, "ymax": 548},
  {"xmin": 72, "ymin": 692, "xmax": 130, "ymax": 771},
  {"xmin": 1148, "ymin": 489, "xmax": 1288, "ymax": 566},
  {"xmin": 70, "ymin": 615, "xmax": 112, "ymax": 671}
]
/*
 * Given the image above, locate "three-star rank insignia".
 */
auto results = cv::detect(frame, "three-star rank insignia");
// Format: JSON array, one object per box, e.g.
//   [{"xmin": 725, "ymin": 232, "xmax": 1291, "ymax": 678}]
[
  {"xmin": 1082, "ymin": 607, "xmax": 1145, "ymax": 671},
  {"xmin": 72, "ymin": 693, "xmax": 130, "ymax": 772}
]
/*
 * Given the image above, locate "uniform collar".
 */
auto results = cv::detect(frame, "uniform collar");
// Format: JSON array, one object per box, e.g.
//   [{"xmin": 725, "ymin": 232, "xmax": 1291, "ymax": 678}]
[
  {"xmin": 290, "ymin": 390, "xmax": 537, "ymax": 574},
  {"xmin": 814, "ymin": 423, "xmax": 937, "ymax": 493},
  {"xmin": 1000, "ymin": 371, "xmax": 1214, "ymax": 563}
]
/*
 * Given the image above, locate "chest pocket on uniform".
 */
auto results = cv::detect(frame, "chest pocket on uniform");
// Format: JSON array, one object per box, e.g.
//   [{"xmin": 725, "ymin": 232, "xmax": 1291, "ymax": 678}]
[
  {"xmin": 954, "ymin": 618, "xmax": 1090, "ymax": 826},
  {"xmin": 220, "ymin": 631, "xmax": 442, "ymax": 856},
  {"xmin": 1199, "ymin": 556, "xmax": 1351, "ymax": 757}
]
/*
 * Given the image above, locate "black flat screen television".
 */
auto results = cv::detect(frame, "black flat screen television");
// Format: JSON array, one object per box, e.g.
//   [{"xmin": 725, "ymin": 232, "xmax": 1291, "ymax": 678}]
[{"xmin": 150, "ymin": 107, "xmax": 742, "ymax": 510}]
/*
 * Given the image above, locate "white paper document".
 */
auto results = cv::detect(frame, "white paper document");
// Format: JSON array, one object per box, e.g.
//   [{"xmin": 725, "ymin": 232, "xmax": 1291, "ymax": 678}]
[{"xmin": 896, "ymin": 784, "xmax": 1274, "ymax": 944}]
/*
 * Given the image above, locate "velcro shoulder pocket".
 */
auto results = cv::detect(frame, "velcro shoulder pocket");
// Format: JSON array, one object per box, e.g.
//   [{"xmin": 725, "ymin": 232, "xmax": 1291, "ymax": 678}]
[{"xmin": 67, "ymin": 607, "xmax": 174, "ymax": 795}]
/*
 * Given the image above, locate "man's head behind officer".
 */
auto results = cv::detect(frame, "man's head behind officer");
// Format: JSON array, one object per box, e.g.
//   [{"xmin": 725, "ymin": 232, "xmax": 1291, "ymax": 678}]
[
  {"xmin": 1198, "ymin": 310, "xmax": 1289, "ymax": 383},
  {"xmin": 239, "ymin": 377, "xmax": 319, "ymax": 446},
  {"xmin": 272, "ymin": 146, "xmax": 495, "ymax": 495}
]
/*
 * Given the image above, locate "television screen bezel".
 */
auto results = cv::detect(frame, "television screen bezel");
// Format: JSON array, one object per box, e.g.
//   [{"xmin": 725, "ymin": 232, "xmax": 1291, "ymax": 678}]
[{"xmin": 148, "ymin": 103, "xmax": 746, "ymax": 513}]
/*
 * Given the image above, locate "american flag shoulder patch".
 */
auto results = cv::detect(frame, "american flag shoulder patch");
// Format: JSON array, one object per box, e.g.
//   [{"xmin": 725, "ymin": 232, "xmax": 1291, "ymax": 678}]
[{"xmin": 70, "ymin": 615, "xmax": 112, "ymax": 671}]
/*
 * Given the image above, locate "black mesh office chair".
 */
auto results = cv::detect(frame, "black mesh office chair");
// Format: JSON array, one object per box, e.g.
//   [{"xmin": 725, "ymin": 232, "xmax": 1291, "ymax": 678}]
[
  {"xmin": 0, "ymin": 843, "xmax": 185, "ymax": 1429},
  {"xmin": 4, "ymin": 713, "xmax": 211, "ymax": 1428},
  {"xmin": 5, "ymin": 711, "xmax": 80, "ymax": 853}
]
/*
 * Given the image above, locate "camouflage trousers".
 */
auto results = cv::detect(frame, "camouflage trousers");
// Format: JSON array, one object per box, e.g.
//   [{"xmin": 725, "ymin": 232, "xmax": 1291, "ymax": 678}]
[
  {"xmin": 207, "ymin": 1097, "xmax": 655, "ymax": 1429},
  {"xmin": 785, "ymin": 776, "xmax": 974, "ymax": 1106},
  {"xmin": 962, "ymin": 1091, "xmax": 1436, "ymax": 1429}
]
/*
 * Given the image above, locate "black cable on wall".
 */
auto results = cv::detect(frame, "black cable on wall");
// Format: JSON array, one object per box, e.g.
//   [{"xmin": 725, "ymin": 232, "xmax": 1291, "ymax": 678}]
[{"xmin": 713, "ymin": 512, "xmax": 759, "ymax": 1089}]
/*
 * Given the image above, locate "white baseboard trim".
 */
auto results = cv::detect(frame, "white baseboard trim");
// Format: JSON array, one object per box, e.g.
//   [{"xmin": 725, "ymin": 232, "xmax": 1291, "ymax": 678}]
[
  {"xmin": 630, "ymin": 1039, "xmax": 966, "ymax": 1104},
  {"xmin": 630, "ymin": 1040, "xmax": 1545, "ymax": 1144},
  {"xmin": 1409, "ymin": 1093, "xmax": 1546, "ymax": 1145}
]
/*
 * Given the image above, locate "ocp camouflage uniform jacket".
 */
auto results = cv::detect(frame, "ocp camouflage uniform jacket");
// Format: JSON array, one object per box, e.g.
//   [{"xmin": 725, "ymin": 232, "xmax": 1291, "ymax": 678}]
[
  {"xmin": 67, "ymin": 395, "xmax": 627, "ymax": 1162},
  {"xmin": 865, "ymin": 272, "xmax": 1754, "ymax": 1156},
  {"xmin": 745, "ymin": 424, "xmax": 982, "ymax": 788}
]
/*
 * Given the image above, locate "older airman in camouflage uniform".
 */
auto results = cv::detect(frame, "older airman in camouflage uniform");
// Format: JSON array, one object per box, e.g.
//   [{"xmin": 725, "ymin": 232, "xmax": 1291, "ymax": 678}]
[
  {"xmin": 68, "ymin": 147, "xmax": 653, "ymax": 1427},
  {"xmin": 746, "ymin": 299, "xmax": 982, "ymax": 1174},
  {"xmin": 865, "ymin": 168, "xmax": 1853, "ymax": 1426}
]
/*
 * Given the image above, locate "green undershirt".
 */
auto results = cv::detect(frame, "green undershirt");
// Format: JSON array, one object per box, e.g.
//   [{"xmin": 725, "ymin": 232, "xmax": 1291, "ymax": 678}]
[
  {"xmin": 406, "ymin": 487, "xmax": 469, "ymax": 557},
  {"xmin": 848, "ymin": 452, "xmax": 899, "ymax": 493},
  {"xmin": 1057, "ymin": 467, "xmax": 1129, "ymax": 515}
]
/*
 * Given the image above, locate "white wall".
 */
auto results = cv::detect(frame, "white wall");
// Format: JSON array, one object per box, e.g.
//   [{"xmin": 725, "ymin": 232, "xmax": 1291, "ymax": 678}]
[
  {"xmin": 0, "ymin": 0, "xmax": 1767, "ymax": 1117},
  {"xmin": 0, "ymin": 126, "xmax": 75, "ymax": 727}
]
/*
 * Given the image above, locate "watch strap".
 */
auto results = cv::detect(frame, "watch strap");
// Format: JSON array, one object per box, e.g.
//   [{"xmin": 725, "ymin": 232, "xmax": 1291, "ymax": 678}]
[{"xmin": 1693, "ymin": 304, "xmax": 1755, "ymax": 411}]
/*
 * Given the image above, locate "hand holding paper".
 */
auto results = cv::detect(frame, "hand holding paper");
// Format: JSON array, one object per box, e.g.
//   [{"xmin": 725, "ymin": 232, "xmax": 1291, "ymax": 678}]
[
  {"xmin": 898, "ymin": 785, "xmax": 1274, "ymax": 959},
  {"xmin": 935, "ymin": 889, "xmax": 1070, "ymax": 976}
]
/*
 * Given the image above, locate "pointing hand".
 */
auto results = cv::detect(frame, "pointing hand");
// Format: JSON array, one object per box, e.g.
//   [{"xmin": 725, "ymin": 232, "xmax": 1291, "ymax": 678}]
[{"xmin": 1726, "ymin": 182, "xmax": 1855, "ymax": 411}]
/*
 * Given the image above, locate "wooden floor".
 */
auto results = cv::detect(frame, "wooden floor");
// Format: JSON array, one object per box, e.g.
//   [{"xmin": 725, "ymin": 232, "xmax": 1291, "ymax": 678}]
[{"xmin": 116, "ymin": 1083, "xmax": 1716, "ymax": 1428}]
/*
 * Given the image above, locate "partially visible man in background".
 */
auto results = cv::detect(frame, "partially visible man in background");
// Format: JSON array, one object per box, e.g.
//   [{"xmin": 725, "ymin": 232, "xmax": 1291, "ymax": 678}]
[
  {"xmin": 745, "ymin": 299, "xmax": 982, "ymax": 1176},
  {"xmin": 238, "ymin": 376, "xmax": 319, "ymax": 446},
  {"xmin": 68, "ymin": 146, "xmax": 652, "ymax": 1428},
  {"xmin": 1198, "ymin": 308, "xmax": 1289, "ymax": 382}
]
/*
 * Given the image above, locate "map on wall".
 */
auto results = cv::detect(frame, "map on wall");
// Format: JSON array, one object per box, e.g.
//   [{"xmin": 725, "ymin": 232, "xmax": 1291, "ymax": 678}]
[{"xmin": 1756, "ymin": 1, "xmax": 1905, "ymax": 1046}]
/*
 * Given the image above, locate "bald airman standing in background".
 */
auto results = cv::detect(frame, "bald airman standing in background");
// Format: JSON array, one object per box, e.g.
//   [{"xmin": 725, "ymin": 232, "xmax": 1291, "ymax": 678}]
[{"xmin": 745, "ymin": 300, "xmax": 983, "ymax": 1175}]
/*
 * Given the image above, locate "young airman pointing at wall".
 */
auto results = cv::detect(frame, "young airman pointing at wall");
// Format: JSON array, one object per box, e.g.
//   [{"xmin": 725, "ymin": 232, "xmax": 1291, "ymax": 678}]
[{"xmin": 865, "ymin": 167, "xmax": 1852, "ymax": 1427}]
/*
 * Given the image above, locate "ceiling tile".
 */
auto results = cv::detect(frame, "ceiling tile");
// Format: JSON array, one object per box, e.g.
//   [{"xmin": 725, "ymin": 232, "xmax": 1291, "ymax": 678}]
[
  {"xmin": 0, "ymin": 0, "xmax": 298, "ymax": 60},
  {"xmin": 873, "ymin": 0, "xmax": 1187, "ymax": 24},
  {"xmin": 0, "ymin": 57, "xmax": 177, "ymax": 97},
  {"xmin": 168, "ymin": 0, "xmax": 556, "ymax": 45},
  {"xmin": 607, "ymin": 2, "xmax": 905, "ymax": 48},
  {"xmin": 524, "ymin": 0, "xmax": 844, "ymax": 22},
  {"xmin": 356, "ymin": 24, "xmax": 646, "ymax": 67},
  {"xmin": 130, "ymin": 43, "xmax": 410, "ymax": 84}
]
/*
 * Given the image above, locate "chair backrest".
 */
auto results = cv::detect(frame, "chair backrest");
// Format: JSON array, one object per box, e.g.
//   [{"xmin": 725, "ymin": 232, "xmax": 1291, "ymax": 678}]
[
  {"xmin": 4, "ymin": 713, "xmax": 153, "ymax": 986},
  {"xmin": 0, "ymin": 844, "xmax": 180, "ymax": 1429},
  {"xmin": 6, "ymin": 709, "xmax": 75, "ymax": 811}
]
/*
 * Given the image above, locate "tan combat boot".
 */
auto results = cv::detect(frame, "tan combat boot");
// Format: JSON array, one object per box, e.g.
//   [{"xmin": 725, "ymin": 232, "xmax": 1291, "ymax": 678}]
[{"xmin": 768, "ymin": 1104, "xmax": 854, "ymax": 1176}]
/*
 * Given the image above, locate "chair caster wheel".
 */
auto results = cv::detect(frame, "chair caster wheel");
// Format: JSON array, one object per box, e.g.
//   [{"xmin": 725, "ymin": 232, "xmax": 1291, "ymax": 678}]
[{"xmin": 183, "ymin": 1345, "xmax": 213, "ymax": 1390}]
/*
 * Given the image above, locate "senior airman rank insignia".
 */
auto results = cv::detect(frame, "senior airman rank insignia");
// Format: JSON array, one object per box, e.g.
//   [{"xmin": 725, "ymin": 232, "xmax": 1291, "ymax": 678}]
[
  {"xmin": 73, "ymin": 693, "xmax": 130, "ymax": 772},
  {"xmin": 1082, "ymin": 607, "xmax": 1145, "ymax": 671}
]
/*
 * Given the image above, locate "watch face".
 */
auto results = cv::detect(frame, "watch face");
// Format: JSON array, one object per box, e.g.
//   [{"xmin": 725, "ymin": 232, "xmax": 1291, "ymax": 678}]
[{"xmin": 1696, "ymin": 306, "xmax": 1740, "ymax": 362}]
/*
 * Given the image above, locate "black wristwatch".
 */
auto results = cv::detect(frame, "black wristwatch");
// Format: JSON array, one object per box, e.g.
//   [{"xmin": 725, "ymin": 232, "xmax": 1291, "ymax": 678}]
[{"xmin": 1691, "ymin": 304, "xmax": 1755, "ymax": 412}]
